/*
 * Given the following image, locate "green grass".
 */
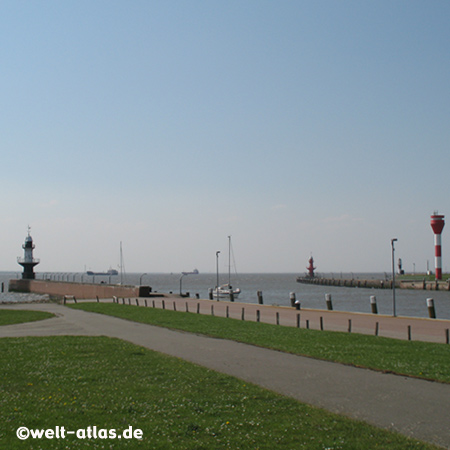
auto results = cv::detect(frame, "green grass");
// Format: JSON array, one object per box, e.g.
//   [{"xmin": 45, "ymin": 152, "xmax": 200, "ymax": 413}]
[
  {"xmin": 71, "ymin": 303, "xmax": 450, "ymax": 383},
  {"xmin": 0, "ymin": 335, "xmax": 440, "ymax": 449},
  {"xmin": 0, "ymin": 309, "xmax": 54, "ymax": 326}
]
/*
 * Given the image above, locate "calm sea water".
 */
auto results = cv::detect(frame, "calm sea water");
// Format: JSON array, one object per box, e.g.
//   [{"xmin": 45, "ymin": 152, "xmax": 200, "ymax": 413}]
[{"xmin": 2, "ymin": 271, "xmax": 449, "ymax": 320}]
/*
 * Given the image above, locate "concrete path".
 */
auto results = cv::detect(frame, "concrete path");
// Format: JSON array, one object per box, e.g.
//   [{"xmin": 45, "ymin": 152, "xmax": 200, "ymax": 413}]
[{"xmin": 1, "ymin": 302, "xmax": 449, "ymax": 449}]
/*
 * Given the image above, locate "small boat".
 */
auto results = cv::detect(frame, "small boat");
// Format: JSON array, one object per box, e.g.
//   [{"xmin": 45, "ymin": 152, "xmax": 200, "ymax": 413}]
[
  {"xmin": 213, "ymin": 284, "xmax": 241, "ymax": 298},
  {"xmin": 212, "ymin": 236, "xmax": 241, "ymax": 299}
]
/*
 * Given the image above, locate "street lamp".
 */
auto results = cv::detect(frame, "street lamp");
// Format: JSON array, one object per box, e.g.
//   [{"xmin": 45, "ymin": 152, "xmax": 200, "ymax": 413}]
[
  {"xmin": 216, "ymin": 251, "xmax": 221, "ymax": 301},
  {"xmin": 391, "ymin": 238, "xmax": 398, "ymax": 317},
  {"xmin": 179, "ymin": 269, "xmax": 199, "ymax": 296},
  {"xmin": 139, "ymin": 273, "xmax": 147, "ymax": 285}
]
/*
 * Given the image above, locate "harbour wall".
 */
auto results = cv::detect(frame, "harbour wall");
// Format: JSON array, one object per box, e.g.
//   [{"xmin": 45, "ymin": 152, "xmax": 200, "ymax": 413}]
[
  {"xmin": 296, "ymin": 277, "xmax": 450, "ymax": 291},
  {"xmin": 8, "ymin": 279, "xmax": 161, "ymax": 299}
]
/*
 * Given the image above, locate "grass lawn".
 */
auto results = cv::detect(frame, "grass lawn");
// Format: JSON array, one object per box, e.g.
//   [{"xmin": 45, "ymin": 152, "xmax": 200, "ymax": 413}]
[
  {"xmin": 0, "ymin": 309, "xmax": 54, "ymax": 326},
  {"xmin": 0, "ymin": 335, "xmax": 441, "ymax": 449},
  {"xmin": 71, "ymin": 303, "xmax": 450, "ymax": 383}
]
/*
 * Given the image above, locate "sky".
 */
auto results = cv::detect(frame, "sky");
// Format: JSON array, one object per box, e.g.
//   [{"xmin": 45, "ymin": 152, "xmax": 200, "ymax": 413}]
[{"xmin": 1, "ymin": 0, "xmax": 449, "ymax": 274}]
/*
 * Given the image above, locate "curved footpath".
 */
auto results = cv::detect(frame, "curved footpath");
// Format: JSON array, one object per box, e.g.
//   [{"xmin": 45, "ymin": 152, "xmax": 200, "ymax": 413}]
[{"xmin": 0, "ymin": 301, "xmax": 449, "ymax": 449}]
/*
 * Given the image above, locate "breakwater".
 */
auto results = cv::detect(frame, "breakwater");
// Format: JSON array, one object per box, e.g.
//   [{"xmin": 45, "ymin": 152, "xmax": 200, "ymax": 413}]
[
  {"xmin": 296, "ymin": 277, "xmax": 450, "ymax": 291},
  {"xmin": 8, "ymin": 279, "xmax": 162, "ymax": 299}
]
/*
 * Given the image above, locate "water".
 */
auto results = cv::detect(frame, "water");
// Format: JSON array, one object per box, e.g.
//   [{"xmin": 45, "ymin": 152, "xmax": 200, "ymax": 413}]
[{"xmin": 2, "ymin": 272, "xmax": 449, "ymax": 320}]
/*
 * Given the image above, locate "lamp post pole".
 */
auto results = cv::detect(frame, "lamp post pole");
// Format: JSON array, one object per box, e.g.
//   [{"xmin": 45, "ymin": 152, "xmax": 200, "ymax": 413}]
[
  {"xmin": 391, "ymin": 238, "xmax": 398, "ymax": 317},
  {"xmin": 216, "ymin": 251, "xmax": 220, "ymax": 301}
]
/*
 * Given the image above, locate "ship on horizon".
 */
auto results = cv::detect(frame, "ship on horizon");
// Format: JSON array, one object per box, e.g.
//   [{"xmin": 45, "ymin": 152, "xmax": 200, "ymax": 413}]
[{"xmin": 86, "ymin": 268, "xmax": 118, "ymax": 276}]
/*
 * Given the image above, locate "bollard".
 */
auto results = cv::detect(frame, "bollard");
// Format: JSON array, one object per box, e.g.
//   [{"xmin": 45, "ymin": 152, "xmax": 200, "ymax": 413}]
[
  {"xmin": 152, "ymin": 300, "xmax": 155, "ymax": 308},
  {"xmin": 230, "ymin": 291, "xmax": 234, "ymax": 302},
  {"xmin": 162, "ymin": 300, "xmax": 165, "ymax": 310},
  {"xmin": 276, "ymin": 312, "xmax": 280, "ymax": 325},
  {"xmin": 375, "ymin": 322, "xmax": 379, "ymax": 336},
  {"xmin": 211, "ymin": 305, "xmax": 214, "ymax": 316},
  {"xmin": 145, "ymin": 299, "xmax": 148, "ymax": 307},
  {"xmin": 408, "ymin": 325, "xmax": 412, "ymax": 341},
  {"xmin": 348, "ymin": 319, "xmax": 352, "ymax": 333},
  {"xmin": 295, "ymin": 300, "xmax": 301, "ymax": 310},
  {"xmin": 197, "ymin": 303, "xmax": 200, "ymax": 314},
  {"xmin": 136, "ymin": 299, "xmax": 139, "ymax": 306},
  {"xmin": 427, "ymin": 298, "xmax": 436, "ymax": 318},
  {"xmin": 320, "ymin": 316, "xmax": 324, "ymax": 330},
  {"xmin": 306, "ymin": 319, "xmax": 309, "ymax": 329},
  {"xmin": 208, "ymin": 288, "xmax": 213, "ymax": 300},
  {"xmin": 257, "ymin": 290, "xmax": 263, "ymax": 304},
  {"xmin": 185, "ymin": 302, "xmax": 189, "ymax": 312},
  {"xmin": 290, "ymin": 292, "xmax": 296, "ymax": 307},
  {"xmin": 370, "ymin": 296, "xmax": 378, "ymax": 314},
  {"xmin": 1, "ymin": 282, "xmax": 3, "ymax": 292},
  {"xmin": 226, "ymin": 305, "xmax": 229, "ymax": 318},
  {"xmin": 325, "ymin": 294, "xmax": 333, "ymax": 311},
  {"xmin": 128, "ymin": 298, "xmax": 131, "ymax": 305},
  {"xmin": 296, "ymin": 313, "xmax": 300, "ymax": 328},
  {"xmin": 256, "ymin": 310, "xmax": 260, "ymax": 322},
  {"xmin": 122, "ymin": 298, "xmax": 125, "ymax": 304},
  {"xmin": 241, "ymin": 307, "xmax": 245, "ymax": 321},
  {"xmin": 173, "ymin": 301, "xmax": 176, "ymax": 311},
  {"xmin": 96, "ymin": 296, "xmax": 99, "ymax": 303},
  {"xmin": 446, "ymin": 329, "xmax": 449, "ymax": 344}
]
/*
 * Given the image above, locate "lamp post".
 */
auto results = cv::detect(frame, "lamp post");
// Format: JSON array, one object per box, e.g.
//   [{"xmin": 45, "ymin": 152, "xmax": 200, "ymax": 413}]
[
  {"xmin": 216, "ymin": 251, "xmax": 220, "ymax": 301},
  {"xmin": 139, "ymin": 273, "xmax": 147, "ymax": 285},
  {"xmin": 179, "ymin": 269, "xmax": 199, "ymax": 296},
  {"xmin": 391, "ymin": 238, "xmax": 398, "ymax": 317}
]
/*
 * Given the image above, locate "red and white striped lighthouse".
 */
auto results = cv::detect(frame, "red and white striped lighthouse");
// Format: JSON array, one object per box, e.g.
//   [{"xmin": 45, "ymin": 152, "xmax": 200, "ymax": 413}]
[{"xmin": 430, "ymin": 212, "xmax": 445, "ymax": 280}]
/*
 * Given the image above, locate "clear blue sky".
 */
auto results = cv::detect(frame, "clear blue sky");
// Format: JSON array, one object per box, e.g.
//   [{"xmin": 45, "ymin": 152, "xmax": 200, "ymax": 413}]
[{"xmin": 2, "ymin": 0, "xmax": 449, "ymax": 274}]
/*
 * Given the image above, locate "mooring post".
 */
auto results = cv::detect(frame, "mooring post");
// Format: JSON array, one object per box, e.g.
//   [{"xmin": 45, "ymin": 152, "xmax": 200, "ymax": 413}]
[
  {"xmin": 211, "ymin": 305, "xmax": 214, "ymax": 316},
  {"xmin": 370, "ymin": 295, "xmax": 378, "ymax": 314},
  {"xmin": 427, "ymin": 298, "xmax": 436, "ymax": 318},
  {"xmin": 173, "ymin": 301, "xmax": 176, "ymax": 311},
  {"xmin": 145, "ymin": 299, "xmax": 148, "ymax": 307},
  {"xmin": 197, "ymin": 303, "xmax": 200, "ymax": 314},
  {"xmin": 208, "ymin": 288, "xmax": 213, "ymax": 300},
  {"xmin": 257, "ymin": 290, "xmax": 263, "ymax": 305},
  {"xmin": 446, "ymin": 329, "xmax": 449, "ymax": 344},
  {"xmin": 348, "ymin": 319, "xmax": 352, "ymax": 333},
  {"xmin": 375, "ymin": 322, "xmax": 379, "ymax": 336},
  {"xmin": 320, "ymin": 316, "xmax": 324, "ymax": 330},
  {"xmin": 290, "ymin": 292, "xmax": 296, "ymax": 307},
  {"xmin": 185, "ymin": 302, "xmax": 189, "ymax": 312},
  {"xmin": 226, "ymin": 305, "xmax": 229, "ymax": 318},
  {"xmin": 241, "ymin": 307, "xmax": 245, "ymax": 321},
  {"xmin": 296, "ymin": 313, "xmax": 300, "ymax": 328},
  {"xmin": 162, "ymin": 300, "xmax": 165, "ymax": 310},
  {"xmin": 295, "ymin": 300, "xmax": 301, "ymax": 310},
  {"xmin": 408, "ymin": 325, "xmax": 412, "ymax": 341},
  {"xmin": 276, "ymin": 312, "xmax": 280, "ymax": 325},
  {"xmin": 306, "ymin": 319, "xmax": 309, "ymax": 329},
  {"xmin": 136, "ymin": 299, "xmax": 139, "ymax": 306},
  {"xmin": 96, "ymin": 296, "xmax": 99, "ymax": 303},
  {"xmin": 325, "ymin": 294, "xmax": 333, "ymax": 311},
  {"xmin": 256, "ymin": 310, "xmax": 260, "ymax": 322}
]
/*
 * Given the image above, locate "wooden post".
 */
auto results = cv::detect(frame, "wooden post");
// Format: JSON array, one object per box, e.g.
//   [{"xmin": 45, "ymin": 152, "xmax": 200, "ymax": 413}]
[
  {"xmin": 197, "ymin": 303, "xmax": 200, "ymax": 314},
  {"xmin": 296, "ymin": 313, "xmax": 300, "ymax": 328},
  {"xmin": 325, "ymin": 294, "xmax": 333, "ymax": 311},
  {"xmin": 257, "ymin": 290, "xmax": 263, "ymax": 304},
  {"xmin": 136, "ymin": 299, "xmax": 139, "ymax": 306},
  {"xmin": 173, "ymin": 301, "xmax": 176, "ymax": 311},
  {"xmin": 211, "ymin": 305, "xmax": 214, "ymax": 316},
  {"xmin": 320, "ymin": 316, "xmax": 324, "ymax": 330},
  {"xmin": 427, "ymin": 298, "xmax": 436, "ymax": 318},
  {"xmin": 208, "ymin": 288, "xmax": 213, "ymax": 300},
  {"xmin": 162, "ymin": 300, "xmax": 165, "ymax": 310},
  {"xmin": 446, "ymin": 329, "xmax": 449, "ymax": 344},
  {"xmin": 145, "ymin": 299, "xmax": 148, "ymax": 307},
  {"xmin": 370, "ymin": 295, "xmax": 378, "ymax": 314},
  {"xmin": 375, "ymin": 322, "xmax": 379, "ymax": 336},
  {"xmin": 348, "ymin": 319, "xmax": 352, "ymax": 333},
  {"xmin": 241, "ymin": 307, "xmax": 245, "ymax": 321},
  {"xmin": 152, "ymin": 300, "xmax": 155, "ymax": 308},
  {"xmin": 408, "ymin": 325, "xmax": 412, "ymax": 341},
  {"xmin": 306, "ymin": 319, "xmax": 309, "ymax": 329},
  {"xmin": 256, "ymin": 310, "xmax": 260, "ymax": 322},
  {"xmin": 226, "ymin": 305, "xmax": 229, "ymax": 318},
  {"xmin": 276, "ymin": 312, "xmax": 280, "ymax": 325},
  {"xmin": 185, "ymin": 302, "xmax": 189, "ymax": 312},
  {"xmin": 96, "ymin": 296, "xmax": 99, "ymax": 303}
]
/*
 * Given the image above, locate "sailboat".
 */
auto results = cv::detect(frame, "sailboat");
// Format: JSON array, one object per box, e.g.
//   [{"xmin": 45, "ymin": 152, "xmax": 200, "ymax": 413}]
[{"xmin": 213, "ymin": 236, "xmax": 241, "ymax": 299}]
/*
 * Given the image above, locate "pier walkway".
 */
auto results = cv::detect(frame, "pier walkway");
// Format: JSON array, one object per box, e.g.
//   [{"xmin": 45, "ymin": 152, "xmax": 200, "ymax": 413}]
[{"xmin": 0, "ymin": 300, "xmax": 449, "ymax": 448}]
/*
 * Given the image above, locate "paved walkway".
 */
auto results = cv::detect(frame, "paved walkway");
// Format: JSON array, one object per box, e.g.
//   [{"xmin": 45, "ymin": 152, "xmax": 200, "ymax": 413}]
[{"xmin": 1, "ymin": 301, "xmax": 449, "ymax": 449}]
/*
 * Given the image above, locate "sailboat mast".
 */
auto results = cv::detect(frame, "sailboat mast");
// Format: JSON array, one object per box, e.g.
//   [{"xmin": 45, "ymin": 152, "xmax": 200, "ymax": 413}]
[{"xmin": 228, "ymin": 235, "xmax": 231, "ymax": 286}]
